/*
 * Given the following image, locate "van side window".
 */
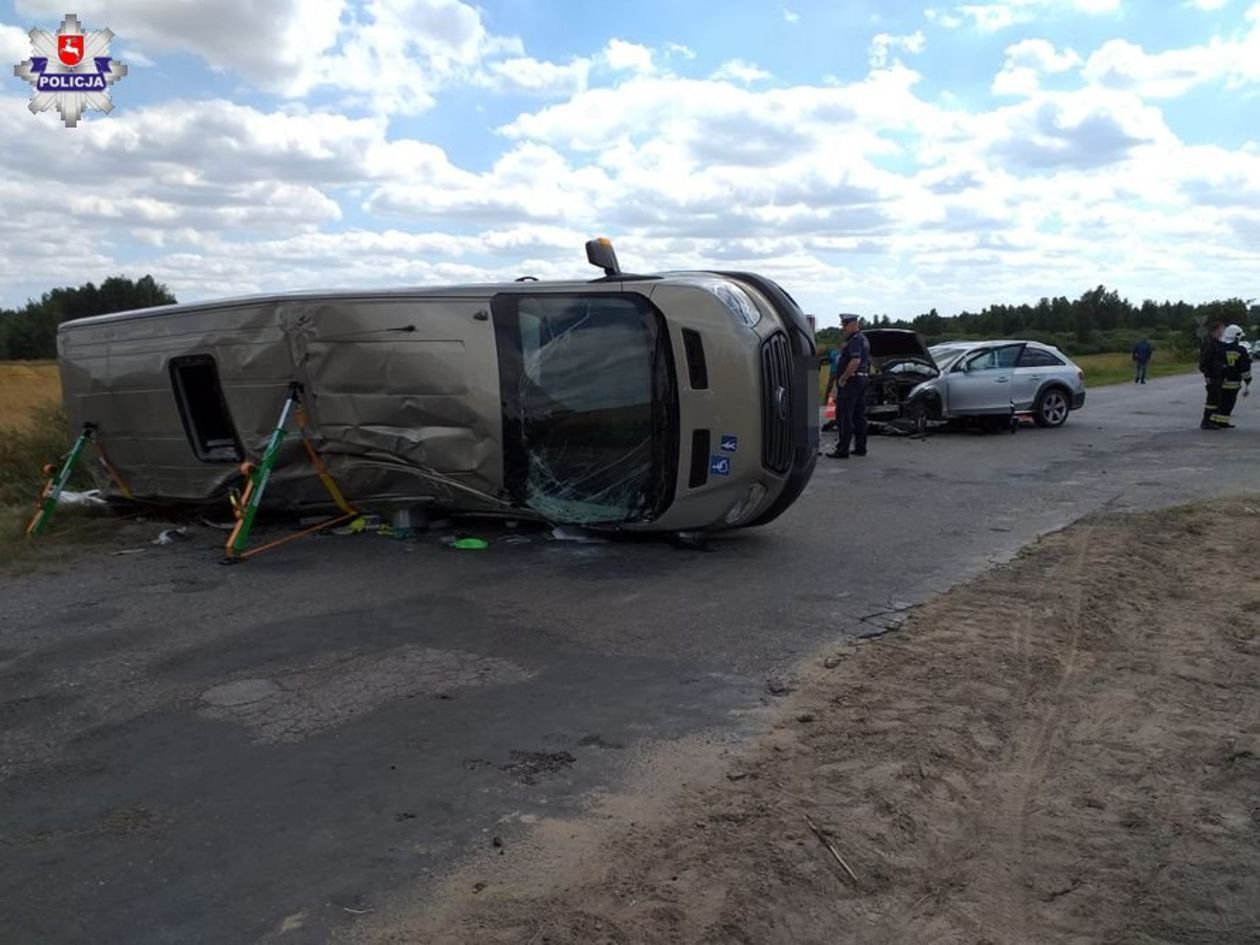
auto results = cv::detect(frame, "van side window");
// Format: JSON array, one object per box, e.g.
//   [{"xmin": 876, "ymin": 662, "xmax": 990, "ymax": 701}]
[{"xmin": 168, "ymin": 355, "xmax": 244, "ymax": 462}]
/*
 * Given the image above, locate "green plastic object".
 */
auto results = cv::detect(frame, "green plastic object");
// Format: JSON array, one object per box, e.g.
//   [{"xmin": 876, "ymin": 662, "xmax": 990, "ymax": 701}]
[
  {"xmin": 451, "ymin": 537, "xmax": 489, "ymax": 551},
  {"xmin": 27, "ymin": 423, "xmax": 95, "ymax": 538},
  {"xmin": 227, "ymin": 384, "xmax": 300, "ymax": 558}
]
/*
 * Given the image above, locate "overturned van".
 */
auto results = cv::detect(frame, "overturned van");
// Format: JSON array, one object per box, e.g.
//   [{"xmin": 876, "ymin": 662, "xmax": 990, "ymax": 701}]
[{"xmin": 56, "ymin": 240, "xmax": 818, "ymax": 533}]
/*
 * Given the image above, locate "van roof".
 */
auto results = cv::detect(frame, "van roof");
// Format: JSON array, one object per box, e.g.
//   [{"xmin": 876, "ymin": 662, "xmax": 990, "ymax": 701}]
[{"xmin": 56, "ymin": 276, "xmax": 669, "ymax": 331}]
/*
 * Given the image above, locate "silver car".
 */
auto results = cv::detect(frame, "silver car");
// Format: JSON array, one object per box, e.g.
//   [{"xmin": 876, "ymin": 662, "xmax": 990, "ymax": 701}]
[{"xmin": 911, "ymin": 339, "xmax": 1087, "ymax": 428}]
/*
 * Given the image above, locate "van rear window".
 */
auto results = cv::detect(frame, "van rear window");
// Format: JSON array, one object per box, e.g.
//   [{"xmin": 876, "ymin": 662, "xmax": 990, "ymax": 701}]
[{"xmin": 169, "ymin": 355, "xmax": 243, "ymax": 463}]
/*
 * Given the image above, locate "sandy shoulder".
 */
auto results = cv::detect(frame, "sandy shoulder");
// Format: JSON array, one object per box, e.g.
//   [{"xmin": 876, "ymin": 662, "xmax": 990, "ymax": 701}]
[{"xmin": 348, "ymin": 499, "xmax": 1260, "ymax": 945}]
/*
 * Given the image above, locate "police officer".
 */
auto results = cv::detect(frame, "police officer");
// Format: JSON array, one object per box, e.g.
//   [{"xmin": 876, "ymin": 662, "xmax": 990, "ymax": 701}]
[
  {"xmin": 1217, "ymin": 324, "xmax": 1252, "ymax": 428},
  {"xmin": 827, "ymin": 314, "xmax": 871, "ymax": 459},
  {"xmin": 1199, "ymin": 321, "xmax": 1228, "ymax": 430}
]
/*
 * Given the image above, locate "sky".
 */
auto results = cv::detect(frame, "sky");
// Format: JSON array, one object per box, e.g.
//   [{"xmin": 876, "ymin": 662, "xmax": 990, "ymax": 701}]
[{"xmin": 1, "ymin": 0, "xmax": 1257, "ymax": 327}]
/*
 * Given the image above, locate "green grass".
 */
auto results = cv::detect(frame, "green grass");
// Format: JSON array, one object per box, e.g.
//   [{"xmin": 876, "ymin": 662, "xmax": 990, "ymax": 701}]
[
  {"xmin": 0, "ymin": 401, "xmax": 111, "ymax": 569},
  {"xmin": 0, "ymin": 402, "xmax": 84, "ymax": 507},
  {"xmin": 1074, "ymin": 352, "xmax": 1197, "ymax": 387}
]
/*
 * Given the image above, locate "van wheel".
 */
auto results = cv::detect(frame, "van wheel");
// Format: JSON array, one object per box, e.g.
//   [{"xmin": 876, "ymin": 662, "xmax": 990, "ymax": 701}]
[{"xmin": 1033, "ymin": 388, "xmax": 1070, "ymax": 428}]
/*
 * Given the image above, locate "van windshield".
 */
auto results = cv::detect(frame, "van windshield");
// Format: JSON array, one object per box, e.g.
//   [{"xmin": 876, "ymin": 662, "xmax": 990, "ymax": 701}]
[{"xmin": 494, "ymin": 293, "xmax": 678, "ymax": 525}]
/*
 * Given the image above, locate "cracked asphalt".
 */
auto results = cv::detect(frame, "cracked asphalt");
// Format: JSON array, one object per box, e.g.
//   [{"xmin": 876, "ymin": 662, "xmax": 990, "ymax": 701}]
[{"xmin": 2, "ymin": 372, "xmax": 1257, "ymax": 945}]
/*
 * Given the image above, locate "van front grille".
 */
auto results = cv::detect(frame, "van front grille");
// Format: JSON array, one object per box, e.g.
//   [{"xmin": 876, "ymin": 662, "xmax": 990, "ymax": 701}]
[
  {"xmin": 760, "ymin": 332, "xmax": 792, "ymax": 474},
  {"xmin": 689, "ymin": 429, "xmax": 711, "ymax": 488}
]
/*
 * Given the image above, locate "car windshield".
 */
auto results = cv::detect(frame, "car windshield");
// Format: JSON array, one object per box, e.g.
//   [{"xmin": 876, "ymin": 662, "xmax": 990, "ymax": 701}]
[
  {"xmin": 496, "ymin": 294, "xmax": 678, "ymax": 526},
  {"xmin": 929, "ymin": 346, "xmax": 966, "ymax": 370}
]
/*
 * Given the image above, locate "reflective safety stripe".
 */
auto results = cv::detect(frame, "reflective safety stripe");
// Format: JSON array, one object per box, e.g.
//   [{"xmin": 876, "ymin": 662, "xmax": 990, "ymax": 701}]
[
  {"xmin": 1211, "ymin": 414, "xmax": 1231, "ymax": 423},
  {"xmin": 1223, "ymin": 382, "xmax": 1242, "ymax": 390}
]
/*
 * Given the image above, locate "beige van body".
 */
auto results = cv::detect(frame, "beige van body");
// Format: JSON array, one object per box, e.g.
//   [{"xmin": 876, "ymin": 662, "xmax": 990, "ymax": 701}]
[{"xmin": 57, "ymin": 265, "xmax": 818, "ymax": 532}]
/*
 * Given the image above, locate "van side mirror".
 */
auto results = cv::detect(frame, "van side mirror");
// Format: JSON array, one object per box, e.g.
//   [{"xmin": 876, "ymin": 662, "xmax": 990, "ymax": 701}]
[{"xmin": 585, "ymin": 238, "xmax": 622, "ymax": 277}]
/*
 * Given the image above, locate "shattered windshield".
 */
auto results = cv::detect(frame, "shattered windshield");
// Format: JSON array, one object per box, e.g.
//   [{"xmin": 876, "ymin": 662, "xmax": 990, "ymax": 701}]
[{"xmin": 495, "ymin": 293, "xmax": 678, "ymax": 526}]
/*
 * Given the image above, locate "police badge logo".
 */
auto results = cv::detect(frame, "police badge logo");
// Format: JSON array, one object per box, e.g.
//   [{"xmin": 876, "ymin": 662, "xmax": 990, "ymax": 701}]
[{"xmin": 13, "ymin": 13, "xmax": 128, "ymax": 128}]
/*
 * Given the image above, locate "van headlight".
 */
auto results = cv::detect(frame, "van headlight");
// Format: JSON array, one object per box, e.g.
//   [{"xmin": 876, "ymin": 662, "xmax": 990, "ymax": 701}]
[
  {"xmin": 710, "ymin": 282, "xmax": 762, "ymax": 330},
  {"xmin": 725, "ymin": 484, "xmax": 767, "ymax": 524}
]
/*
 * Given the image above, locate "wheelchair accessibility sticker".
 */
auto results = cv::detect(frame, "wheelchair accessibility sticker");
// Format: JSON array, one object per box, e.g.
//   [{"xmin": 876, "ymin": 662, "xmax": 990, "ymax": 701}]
[{"xmin": 710, "ymin": 455, "xmax": 732, "ymax": 477}]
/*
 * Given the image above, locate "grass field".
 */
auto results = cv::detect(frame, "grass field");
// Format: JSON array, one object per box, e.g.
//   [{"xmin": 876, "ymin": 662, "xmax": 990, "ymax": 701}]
[
  {"xmin": 0, "ymin": 360, "xmax": 61, "ymax": 427},
  {"xmin": 0, "ymin": 362, "xmax": 82, "ymax": 555},
  {"xmin": 1073, "ymin": 351, "xmax": 1197, "ymax": 386}
]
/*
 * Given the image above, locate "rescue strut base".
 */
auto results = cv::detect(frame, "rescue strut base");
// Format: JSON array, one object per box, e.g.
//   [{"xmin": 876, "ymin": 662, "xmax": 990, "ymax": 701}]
[
  {"xmin": 25, "ymin": 422, "xmax": 96, "ymax": 538},
  {"xmin": 222, "ymin": 382, "xmax": 359, "ymax": 564}
]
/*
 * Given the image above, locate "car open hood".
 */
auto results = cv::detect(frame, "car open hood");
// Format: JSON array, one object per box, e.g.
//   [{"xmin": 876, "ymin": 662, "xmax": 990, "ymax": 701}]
[{"xmin": 864, "ymin": 329, "xmax": 937, "ymax": 367}]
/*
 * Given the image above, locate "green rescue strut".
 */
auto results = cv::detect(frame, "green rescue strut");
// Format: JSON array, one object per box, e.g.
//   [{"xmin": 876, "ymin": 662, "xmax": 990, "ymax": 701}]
[
  {"xmin": 224, "ymin": 382, "xmax": 302, "ymax": 560},
  {"xmin": 26, "ymin": 422, "xmax": 96, "ymax": 538}
]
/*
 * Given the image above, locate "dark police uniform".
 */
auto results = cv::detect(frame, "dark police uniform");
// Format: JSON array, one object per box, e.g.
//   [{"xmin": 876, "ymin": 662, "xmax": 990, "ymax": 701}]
[
  {"xmin": 1220, "ymin": 340, "xmax": 1253, "ymax": 424},
  {"xmin": 829, "ymin": 326, "xmax": 871, "ymax": 458},
  {"xmin": 1200, "ymin": 335, "xmax": 1228, "ymax": 429}
]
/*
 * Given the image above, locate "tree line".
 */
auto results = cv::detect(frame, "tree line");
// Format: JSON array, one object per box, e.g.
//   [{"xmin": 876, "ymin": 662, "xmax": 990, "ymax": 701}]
[
  {"xmin": 817, "ymin": 286, "xmax": 1258, "ymax": 356},
  {"xmin": 0, "ymin": 275, "xmax": 177, "ymax": 360},
  {"xmin": 2, "ymin": 277, "xmax": 1256, "ymax": 362}
]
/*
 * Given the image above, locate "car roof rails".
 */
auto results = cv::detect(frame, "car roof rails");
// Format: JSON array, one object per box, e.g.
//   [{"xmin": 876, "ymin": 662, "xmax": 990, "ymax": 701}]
[{"xmin": 585, "ymin": 237, "xmax": 660, "ymax": 283}]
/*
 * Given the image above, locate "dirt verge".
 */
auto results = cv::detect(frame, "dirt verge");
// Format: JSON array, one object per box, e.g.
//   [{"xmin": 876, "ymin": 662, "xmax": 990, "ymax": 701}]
[{"xmin": 353, "ymin": 499, "xmax": 1260, "ymax": 945}]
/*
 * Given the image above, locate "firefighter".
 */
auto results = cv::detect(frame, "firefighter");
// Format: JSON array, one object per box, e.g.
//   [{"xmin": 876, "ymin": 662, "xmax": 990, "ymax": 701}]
[
  {"xmin": 1217, "ymin": 324, "xmax": 1252, "ymax": 428},
  {"xmin": 827, "ymin": 314, "xmax": 870, "ymax": 458},
  {"xmin": 1199, "ymin": 321, "xmax": 1229, "ymax": 430}
]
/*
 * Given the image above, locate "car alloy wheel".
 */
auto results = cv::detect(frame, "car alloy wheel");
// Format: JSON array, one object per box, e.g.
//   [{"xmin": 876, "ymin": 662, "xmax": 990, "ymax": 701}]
[{"xmin": 1036, "ymin": 389, "xmax": 1069, "ymax": 427}]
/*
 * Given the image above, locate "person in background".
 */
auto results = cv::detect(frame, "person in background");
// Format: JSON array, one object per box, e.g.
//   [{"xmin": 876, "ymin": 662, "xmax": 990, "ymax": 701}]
[
  {"xmin": 1132, "ymin": 336, "xmax": 1153, "ymax": 384},
  {"xmin": 827, "ymin": 314, "xmax": 871, "ymax": 459},
  {"xmin": 1199, "ymin": 321, "xmax": 1228, "ymax": 430},
  {"xmin": 1217, "ymin": 324, "xmax": 1252, "ymax": 428}
]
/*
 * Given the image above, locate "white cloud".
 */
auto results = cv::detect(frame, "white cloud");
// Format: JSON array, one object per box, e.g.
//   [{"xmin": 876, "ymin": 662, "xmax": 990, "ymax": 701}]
[
  {"xmin": 15, "ymin": 0, "xmax": 345, "ymax": 89},
  {"xmin": 974, "ymin": 89, "xmax": 1174, "ymax": 171},
  {"xmin": 933, "ymin": 0, "xmax": 1122, "ymax": 31},
  {"xmin": 0, "ymin": 23, "xmax": 31, "ymax": 64},
  {"xmin": 784, "ymin": 8, "xmax": 801, "ymax": 23},
  {"xmin": 925, "ymin": 8, "xmax": 965, "ymax": 28},
  {"xmin": 711, "ymin": 60, "xmax": 773, "ymax": 84},
  {"xmin": 992, "ymin": 39, "xmax": 1083, "ymax": 96},
  {"xmin": 665, "ymin": 42, "xmax": 696, "ymax": 60},
  {"xmin": 869, "ymin": 31, "xmax": 927, "ymax": 69},
  {"xmin": 603, "ymin": 38, "xmax": 655, "ymax": 74},
  {"xmin": 3, "ymin": 10, "xmax": 1260, "ymax": 318},
  {"xmin": 1186, "ymin": 0, "xmax": 1231, "ymax": 9},
  {"xmin": 116, "ymin": 46, "xmax": 156, "ymax": 68},
  {"xmin": 13, "ymin": 0, "xmax": 585, "ymax": 115},
  {"xmin": 1083, "ymin": 13, "xmax": 1260, "ymax": 98},
  {"xmin": 481, "ymin": 56, "xmax": 591, "ymax": 96}
]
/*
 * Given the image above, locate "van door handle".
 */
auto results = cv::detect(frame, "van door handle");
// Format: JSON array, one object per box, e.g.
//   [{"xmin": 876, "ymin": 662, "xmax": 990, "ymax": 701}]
[{"xmin": 996, "ymin": 376, "xmax": 1011, "ymax": 383}]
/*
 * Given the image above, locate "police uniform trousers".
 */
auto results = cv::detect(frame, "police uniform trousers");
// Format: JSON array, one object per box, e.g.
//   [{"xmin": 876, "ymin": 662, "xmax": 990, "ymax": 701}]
[{"xmin": 836, "ymin": 376, "xmax": 869, "ymax": 455}]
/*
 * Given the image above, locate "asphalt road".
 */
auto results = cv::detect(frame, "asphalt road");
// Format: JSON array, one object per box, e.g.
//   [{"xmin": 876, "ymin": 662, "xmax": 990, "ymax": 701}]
[{"xmin": 2, "ymin": 373, "xmax": 1257, "ymax": 945}]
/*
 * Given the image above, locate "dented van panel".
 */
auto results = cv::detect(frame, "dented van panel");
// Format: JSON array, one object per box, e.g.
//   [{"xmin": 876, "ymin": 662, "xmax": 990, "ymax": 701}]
[{"xmin": 57, "ymin": 260, "xmax": 817, "ymax": 532}]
